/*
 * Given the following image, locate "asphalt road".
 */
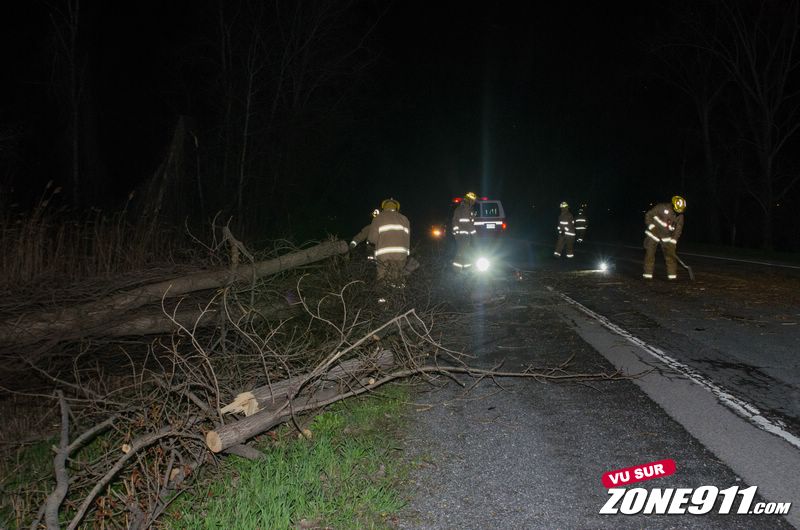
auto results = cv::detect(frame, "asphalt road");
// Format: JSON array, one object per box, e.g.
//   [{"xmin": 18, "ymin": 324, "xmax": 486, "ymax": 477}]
[
  {"xmin": 396, "ymin": 238, "xmax": 799, "ymax": 529},
  {"xmin": 547, "ymin": 240, "xmax": 800, "ymax": 439}
]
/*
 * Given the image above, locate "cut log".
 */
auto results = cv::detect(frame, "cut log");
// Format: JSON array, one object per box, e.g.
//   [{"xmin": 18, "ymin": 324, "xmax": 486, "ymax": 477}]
[
  {"xmin": 0, "ymin": 240, "xmax": 347, "ymax": 345},
  {"xmin": 221, "ymin": 350, "xmax": 395, "ymax": 416},
  {"xmin": 208, "ymin": 383, "xmax": 357, "ymax": 453},
  {"xmin": 208, "ymin": 351, "xmax": 396, "ymax": 452}
]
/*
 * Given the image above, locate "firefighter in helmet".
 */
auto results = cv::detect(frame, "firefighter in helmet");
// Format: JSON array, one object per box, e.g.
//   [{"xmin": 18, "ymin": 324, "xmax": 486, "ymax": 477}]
[
  {"xmin": 575, "ymin": 203, "xmax": 588, "ymax": 243},
  {"xmin": 368, "ymin": 198, "xmax": 410, "ymax": 285},
  {"xmin": 451, "ymin": 191, "xmax": 477, "ymax": 270},
  {"xmin": 350, "ymin": 208, "xmax": 380, "ymax": 260},
  {"xmin": 553, "ymin": 201, "xmax": 576, "ymax": 258},
  {"xmin": 643, "ymin": 196, "xmax": 686, "ymax": 280}
]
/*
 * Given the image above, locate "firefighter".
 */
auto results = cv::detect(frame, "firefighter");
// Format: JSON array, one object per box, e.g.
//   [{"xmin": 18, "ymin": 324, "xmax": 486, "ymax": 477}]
[
  {"xmin": 368, "ymin": 198, "xmax": 410, "ymax": 286},
  {"xmin": 643, "ymin": 195, "xmax": 686, "ymax": 280},
  {"xmin": 451, "ymin": 191, "xmax": 477, "ymax": 270},
  {"xmin": 553, "ymin": 201, "xmax": 576, "ymax": 258},
  {"xmin": 575, "ymin": 203, "xmax": 588, "ymax": 243},
  {"xmin": 350, "ymin": 209, "xmax": 380, "ymax": 261}
]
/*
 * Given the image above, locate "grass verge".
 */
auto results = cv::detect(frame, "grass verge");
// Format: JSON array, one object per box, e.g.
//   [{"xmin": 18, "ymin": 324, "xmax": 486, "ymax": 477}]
[
  {"xmin": 0, "ymin": 429, "xmax": 119, "ymax": 528},
  {"xmin": 165, "ymin": 385, "xmax": 410, "ymax": 530},
  {"xmin": 1, "ymin": 438, "xmax": 55, "ymax": 528}
]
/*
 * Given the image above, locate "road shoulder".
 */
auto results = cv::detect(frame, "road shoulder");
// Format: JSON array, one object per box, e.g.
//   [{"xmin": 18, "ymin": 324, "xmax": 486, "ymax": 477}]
[{"xmin": 396, "ymin": 281, "xmax": 794, "ymax": 529}]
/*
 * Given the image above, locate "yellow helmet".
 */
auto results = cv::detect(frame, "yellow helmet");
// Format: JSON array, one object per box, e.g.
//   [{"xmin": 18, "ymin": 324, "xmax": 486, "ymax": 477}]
[
  {"xmin": 465, "ymin": 191, "xmax": 477, "ymax": 202},
  {"xmin": 371, "ymin": 208, "xmax": 380, "ymax": 218},
  {"xmin": 381, "ymin": 198, "xmax": 400, "ymax": 211},
  {"xmin": 559, "ymin": 201, "xmax": 569, "ymax": 209},
  {"xmin": 672, "ymin": 195, "xmax": 686, "ymax": 213}
]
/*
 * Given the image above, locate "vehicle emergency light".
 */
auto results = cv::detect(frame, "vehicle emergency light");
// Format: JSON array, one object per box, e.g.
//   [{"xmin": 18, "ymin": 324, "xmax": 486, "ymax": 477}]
[{"xmin": 454, "ymin": 196, "xmax": 489, "ymax": 203}]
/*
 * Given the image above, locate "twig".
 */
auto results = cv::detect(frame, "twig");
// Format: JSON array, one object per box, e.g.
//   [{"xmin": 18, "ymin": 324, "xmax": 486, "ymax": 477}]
[
  {"xmin": 66, "ymin": 426, "xmax": 180, "ymax": 530},
  {"xmin": 44, "ymin": 390, "xmax": 69, "ymax": 529}
]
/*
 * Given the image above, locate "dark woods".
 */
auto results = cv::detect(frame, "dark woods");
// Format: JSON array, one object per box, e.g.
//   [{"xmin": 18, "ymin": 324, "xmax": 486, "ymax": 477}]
[
  {"xmin": 1, "ymin": 0, "xmax": 382, "ymax": 241},
  {"xmin": 184, "ymin": 0, "xmax": 382, "ymax": 238},
  {"xmin": 2, "ymin": 0, "xmax": 800, "ymax": 249},
  {"xmin": 653, "ymin": 0, "xmax": 800, "ymax": 249}
]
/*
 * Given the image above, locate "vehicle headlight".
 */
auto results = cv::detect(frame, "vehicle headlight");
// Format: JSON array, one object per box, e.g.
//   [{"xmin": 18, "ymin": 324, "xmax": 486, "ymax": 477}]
[{"xmin": 476, "ymin": 257, "xmax": 491, "ymax": 272}]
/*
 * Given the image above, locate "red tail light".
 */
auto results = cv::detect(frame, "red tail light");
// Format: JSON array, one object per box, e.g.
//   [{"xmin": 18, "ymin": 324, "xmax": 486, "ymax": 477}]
[{"xmin": 501, "ymin": 222, "xmax": 507, "ymax": 230}]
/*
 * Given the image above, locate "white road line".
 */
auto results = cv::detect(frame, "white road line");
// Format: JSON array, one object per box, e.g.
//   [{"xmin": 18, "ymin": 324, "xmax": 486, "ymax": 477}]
[
  {"xmin": 547, "ymin": 286, "xmax": 800, "ymax": 451},
  {"xmin": 679, "ymin": 251, "xmax": 800, "ymax": 270},
  {"xmin": 588, "ymin": 241, "xmax": 800, "ymax": 270}
]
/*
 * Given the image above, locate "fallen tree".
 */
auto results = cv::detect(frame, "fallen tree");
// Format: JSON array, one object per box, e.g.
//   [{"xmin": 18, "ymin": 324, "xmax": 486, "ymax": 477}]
[
  {"xmin": 7, "ymin": 248, "xmax": 636, "ymax": 530},
  {"xmin": 206, "ymin": 353, "xmax": 629, "ymax": 454},
  {"xmin": 219, "ymin": 349, "xmax": 395, "ymax": 416},
  {"xmin": 0, "ymin": 239, "xmax": 347, "ymax": 346},
  {"xmin": 209, "ymin": 350, "xmax": 396, "ymax": 452},
  {"xmin": 101, "ymin": 300, "xmax": 299, "ymax": 338}
]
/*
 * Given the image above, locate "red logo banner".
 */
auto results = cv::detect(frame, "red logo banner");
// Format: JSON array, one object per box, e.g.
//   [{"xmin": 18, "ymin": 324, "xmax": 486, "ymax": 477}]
[{"xmin": 602, "ymin": 459, "xmax": 677, "ymax": 488}]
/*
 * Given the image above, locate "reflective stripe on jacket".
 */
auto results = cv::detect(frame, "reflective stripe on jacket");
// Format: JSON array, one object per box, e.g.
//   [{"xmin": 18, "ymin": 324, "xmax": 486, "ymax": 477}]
[
  {"xmin": 575, "ymin": 209, "xmax": 588, "ymax": 232},
  {"xmin": 557, "ymin": 210, "xmax": 576, "ymax": 237},
  {"xmin": 451, "ymin": 202, "xmax": 476, "ymax": 236},
  {"xmin": 368, "ymin": 210, "xmax": 410, "ymax": 259},
  {"xmin": 644, "ymin": 203, "xmax": 684, "ymax": 243}
]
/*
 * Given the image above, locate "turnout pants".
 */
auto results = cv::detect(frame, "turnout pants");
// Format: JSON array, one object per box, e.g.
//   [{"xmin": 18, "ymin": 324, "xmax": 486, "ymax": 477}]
[
  {"xmin": 643, "ymin": 238, "xmax": 677, "ymax": 279},
  {"xmin": 554, "ymin": 234, "xmax": 575, "ymax": 258},
  {"xmin": 453, "ymin": 235, "xmax": 473, "ymax": 270},
  {"xmin": 376, "ymin": 257, "xmax": 406, "ymax": 285}
]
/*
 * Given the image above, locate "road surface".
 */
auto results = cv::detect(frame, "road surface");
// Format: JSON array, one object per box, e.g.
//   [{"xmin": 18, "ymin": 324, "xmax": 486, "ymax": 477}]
[{"xmin": 396, "ymin": 238, "xmax": 799, "ymax": 528}]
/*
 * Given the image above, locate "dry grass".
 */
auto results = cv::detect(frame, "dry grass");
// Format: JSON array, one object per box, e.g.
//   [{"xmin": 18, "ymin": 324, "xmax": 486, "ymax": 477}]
[{"xmin": 0, "ymin": 183, "xmax": 183, "ymax": 292}]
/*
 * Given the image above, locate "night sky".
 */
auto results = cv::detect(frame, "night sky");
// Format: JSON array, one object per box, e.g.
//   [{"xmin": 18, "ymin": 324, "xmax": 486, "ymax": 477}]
[
  {"xmin": 366, "ymin": 1, "xmax": 681, "ymax": 230},
  {"xmin": 2, "ymin": 1, "xmax": 795, "ymax": 247}
]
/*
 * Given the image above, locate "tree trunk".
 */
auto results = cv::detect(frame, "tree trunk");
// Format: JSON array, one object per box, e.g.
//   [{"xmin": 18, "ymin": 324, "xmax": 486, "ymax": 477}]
[
  {"xmin": 700, "ymin": 105, "xmax": 721, "ymax": 243},
  {"xmin": 762, "ymin": 202, "xmax": 774, "ymax": 250},
  {"xmin": 208, "ymin": 352, "xmax": 396, "ymax": 453},
  {"xmin": 761, "ymin": 149, "xmax": 774, "ymax": 250},
  {"xmin": 0, "ymin": 240, "xmax": 347, "ymax": 346},
  {"xmin": 101, "ymin": 301, "xmax": 297, "ymax": 338},
  {"xmin": 207, "ymin": 384, "xmax": 347, "ymax": 453},
  {"xmin": 221, "ymin": 350, "xmax": 395, "ymax": 416}
]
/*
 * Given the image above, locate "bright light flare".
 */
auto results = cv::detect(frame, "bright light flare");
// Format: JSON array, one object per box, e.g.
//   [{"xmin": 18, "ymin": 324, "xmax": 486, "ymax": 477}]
[
  {"xmin": 476, "ymin": 257, "xmax": 491, "ymax": 272},
  {"xmin": 599, "ymin": 261, "xmax": 609, "ymax": 272},
  {"xmin": 431, "ymin": 227, "xmax": 443, "ymax": 238}
]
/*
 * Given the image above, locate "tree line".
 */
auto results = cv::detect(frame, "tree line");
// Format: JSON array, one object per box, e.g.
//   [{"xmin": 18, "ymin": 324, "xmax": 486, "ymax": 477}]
[
  {"xmin": 1, "ymin": 0, "xmax": 383, "ymax": 241},
  {"xmin": 654, "ymin": 0, "xmax": 800, "ymax": 249}
]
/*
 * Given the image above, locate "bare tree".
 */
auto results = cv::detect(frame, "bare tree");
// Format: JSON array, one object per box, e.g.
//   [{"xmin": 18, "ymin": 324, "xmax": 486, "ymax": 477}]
[
  {"xmin": 237, "ymin": 5, "xmax": 266, "ymax": 220},
  {"xmin": 48, "ymin": 0, "xmax": 85, "ymax": 206},
  {"xmin": 190, "ymin": 0, "xmax": 382, "ymax": 235},
  {"xmin": 654, "ymin": 17, "xmax": 730, "ymax": 242},
  {"xmin": 711, "ymin": 0, "xmax": 800, "ymax": 248}
]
